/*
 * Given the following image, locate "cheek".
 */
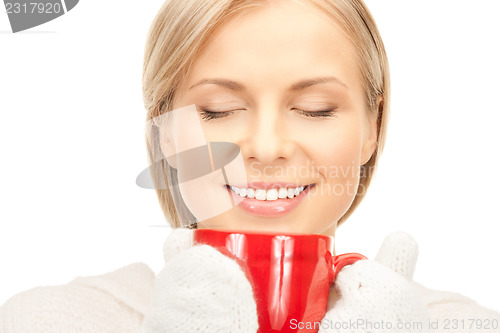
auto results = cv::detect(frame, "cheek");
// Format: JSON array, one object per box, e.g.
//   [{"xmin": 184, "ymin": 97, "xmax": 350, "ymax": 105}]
[
  {"xmin": 298, "ymin": 117, "xmax": 363, "ymax": 223},
  {"xmin": 178, "ymin": 174, "xmax": 230, "ymax": 222},
  {"xmin": 176, "ymin": 141, "xmax": 248, "ymax": 224},
  {"xmin": 296, "ymin": 118, "xmax": 364, "ymax": 175},
  {"xmin": 198, "ymin": 114, "xmax": 249, "ymax": 144}
]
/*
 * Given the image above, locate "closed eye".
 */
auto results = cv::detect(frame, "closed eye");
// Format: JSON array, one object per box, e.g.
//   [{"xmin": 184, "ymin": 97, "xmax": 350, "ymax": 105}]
[
  {"xmin": 198, "ymin": 107, "xmax": 245, "ymax": 121},
  {"xmin": 292, "ymin": 108, "xmax": 337, "ymax": 118},
  {"xmin": 198, "ymin": 107, "xmax": 337, "ymax": 121}
]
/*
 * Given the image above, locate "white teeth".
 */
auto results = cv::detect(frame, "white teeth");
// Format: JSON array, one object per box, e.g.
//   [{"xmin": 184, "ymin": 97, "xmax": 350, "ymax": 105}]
[
  {"xmin": 266, "ymin": 189, "xmax": 279, "ymax": 201},
  {"xmin": 229, "ymin": 185, "xmax": 308, "ymax": 201},
  {"xmin": 255, "ymin": 189, "xmax": 266, "ymax": 201}
]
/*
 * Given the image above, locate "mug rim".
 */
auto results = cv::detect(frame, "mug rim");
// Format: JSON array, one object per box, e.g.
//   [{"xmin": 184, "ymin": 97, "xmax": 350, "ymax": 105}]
[{"xmin": 192, "ymin": 227, "xmax": 333, "ymax": 240}]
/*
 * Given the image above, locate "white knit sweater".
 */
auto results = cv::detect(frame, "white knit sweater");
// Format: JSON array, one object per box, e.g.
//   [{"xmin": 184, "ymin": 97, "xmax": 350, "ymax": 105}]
[{"xmin": 1, "ymin": 262, "xmax": 499, "ymax": 332}]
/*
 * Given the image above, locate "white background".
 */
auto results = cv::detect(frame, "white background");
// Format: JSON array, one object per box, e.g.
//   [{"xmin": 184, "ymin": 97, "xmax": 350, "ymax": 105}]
[{"xmin": 1, "ymin": 0, "xmax": 499, "ymax": 312}]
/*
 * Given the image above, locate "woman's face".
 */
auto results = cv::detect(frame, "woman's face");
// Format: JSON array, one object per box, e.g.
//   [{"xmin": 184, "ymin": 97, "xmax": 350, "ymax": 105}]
[{"xmin": 169, "ymin": 0, "xmax": 378, "ymax": 235}]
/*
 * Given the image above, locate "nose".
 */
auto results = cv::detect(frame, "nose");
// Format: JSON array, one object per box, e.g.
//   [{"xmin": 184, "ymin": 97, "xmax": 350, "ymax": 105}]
[{"xmin": 240, "ymin": 106, "xmax": 296, "ymax": 165}]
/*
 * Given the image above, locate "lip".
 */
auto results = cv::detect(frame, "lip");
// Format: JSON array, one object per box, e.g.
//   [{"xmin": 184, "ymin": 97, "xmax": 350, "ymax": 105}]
[
  {"xmin": 226, "ymin": 183, "xmax": 315, "ymax": 217},
  {"xmin": 228, "ymin": 181, "xmax": 310, "ymax": 190}
]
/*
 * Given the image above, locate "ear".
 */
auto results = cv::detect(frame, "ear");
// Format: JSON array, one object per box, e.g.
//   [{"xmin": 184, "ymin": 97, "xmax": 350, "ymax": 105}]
[{"xmin": 360, "ymin": 95, "xmax": 382, "ymax": 165}]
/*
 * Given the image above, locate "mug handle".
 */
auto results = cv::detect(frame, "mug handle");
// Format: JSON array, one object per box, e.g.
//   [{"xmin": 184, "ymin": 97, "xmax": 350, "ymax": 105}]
[{"xmin": 331, "ymin": 253, "xmax": 367, "ymax": 283}]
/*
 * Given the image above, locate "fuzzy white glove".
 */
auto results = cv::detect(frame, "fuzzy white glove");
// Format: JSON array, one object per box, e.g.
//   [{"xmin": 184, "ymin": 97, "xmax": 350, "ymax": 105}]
[
  {"xmin": 141, "ymin": 228, "xmax": 259, "ymax": 333},
  {"xmin": 319, "ymin": 231, "xmax": 430, "ymax": 333}
]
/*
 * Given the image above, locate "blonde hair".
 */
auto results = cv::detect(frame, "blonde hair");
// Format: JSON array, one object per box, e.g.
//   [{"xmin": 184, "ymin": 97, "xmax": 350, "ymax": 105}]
[{"xmin": 142, "ymin": 0, "xmax": 390, "ymax": 228}]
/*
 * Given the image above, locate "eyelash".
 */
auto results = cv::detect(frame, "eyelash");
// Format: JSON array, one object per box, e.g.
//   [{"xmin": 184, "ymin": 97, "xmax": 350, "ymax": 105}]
[
  {"xmin": 292, "ymin": 108, "xmax": 337, "ymax": 118},
  {"xmin": 199, "ymin": 108, "xmax": 239, "ymax": 121},
  {"xmin": 198, "ymin": 108, "xmax": 337, "ymax": 121}
]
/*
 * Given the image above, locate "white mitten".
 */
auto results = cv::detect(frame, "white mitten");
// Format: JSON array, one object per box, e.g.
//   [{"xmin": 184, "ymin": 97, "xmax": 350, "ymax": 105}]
[
  {"xmin": 320, "ymin": 231, "xmax": 430, "ymax": 333},
  {"xmin": 141, "ymin": 228, "xmax": 259, "ymax": 333}
]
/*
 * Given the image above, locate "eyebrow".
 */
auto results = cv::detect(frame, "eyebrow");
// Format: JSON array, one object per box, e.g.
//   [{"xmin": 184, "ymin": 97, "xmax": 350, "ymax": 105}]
[{"xmin": 188, "ymin": 76, "xmax": 348, "ymax": 91}]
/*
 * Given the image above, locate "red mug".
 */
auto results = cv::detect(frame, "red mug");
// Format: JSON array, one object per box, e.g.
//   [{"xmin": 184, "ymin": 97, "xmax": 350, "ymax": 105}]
[{"xmin": 193, "ymin": 229, "xmax": 367, "ymax": 333}]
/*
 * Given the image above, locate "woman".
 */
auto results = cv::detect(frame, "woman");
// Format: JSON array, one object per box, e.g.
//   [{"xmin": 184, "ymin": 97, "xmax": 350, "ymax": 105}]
[{"xmin": 1, "ymin": 0, "xmax": 498, "ymax": 332}]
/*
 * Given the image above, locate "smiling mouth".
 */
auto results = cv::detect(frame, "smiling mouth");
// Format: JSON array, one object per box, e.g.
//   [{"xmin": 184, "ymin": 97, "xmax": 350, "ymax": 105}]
[
  {"xmin": 225, "ymin": 184, "xmax": 314, "ymax": 201},
  {"xmin": 224, "ymin": 183, "xmax": 316, "ymax": 217}
]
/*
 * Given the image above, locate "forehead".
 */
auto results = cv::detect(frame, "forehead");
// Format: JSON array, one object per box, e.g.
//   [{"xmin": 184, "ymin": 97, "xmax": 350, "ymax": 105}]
[{"xmin": 182, "ymin": 0, "xmax": 361, "ymax": 96}]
